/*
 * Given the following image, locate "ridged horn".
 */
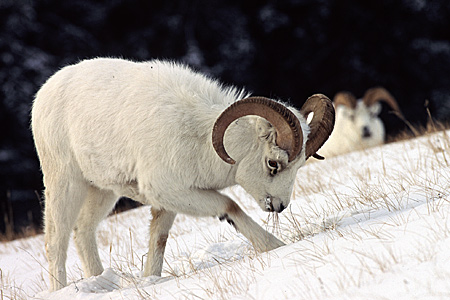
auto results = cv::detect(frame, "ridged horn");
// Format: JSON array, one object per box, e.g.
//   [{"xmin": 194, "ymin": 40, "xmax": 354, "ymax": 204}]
[
  {"xmin": 333, "ymin": 91, "xmax": 357, "ymax": 109},
  {"xmin": 300, "ymin": 94, "xmax": 335, "ymax": 160},
  {"xmin": 212, "ymin": 97, "xmax": 303, "ymax": 164},
  {"xmin": 363, "ymin": 87, "xmax": 403, "ymax": 117}
]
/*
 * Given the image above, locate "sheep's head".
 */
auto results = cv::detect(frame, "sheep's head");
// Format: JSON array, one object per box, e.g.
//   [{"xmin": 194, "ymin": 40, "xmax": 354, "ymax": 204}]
[
  {"xmin": 212, "ymin": 94, "xmax": 335, "ymax": 213},
  {"xmin": 333, "ymin": 87, "xmax": 401, "ymax": 146}
]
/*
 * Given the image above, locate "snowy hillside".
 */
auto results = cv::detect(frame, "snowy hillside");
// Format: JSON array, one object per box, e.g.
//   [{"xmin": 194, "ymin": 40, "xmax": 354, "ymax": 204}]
[{"xmin": 1, "ymin": 130, "xmax": 450, "ymax": 300}]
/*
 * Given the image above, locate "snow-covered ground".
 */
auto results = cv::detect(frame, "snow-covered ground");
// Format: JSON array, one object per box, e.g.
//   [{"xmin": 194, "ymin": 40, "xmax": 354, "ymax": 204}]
[{"xmin": 2, "ymin": 130, "xmax": 450, "ymax": 300}]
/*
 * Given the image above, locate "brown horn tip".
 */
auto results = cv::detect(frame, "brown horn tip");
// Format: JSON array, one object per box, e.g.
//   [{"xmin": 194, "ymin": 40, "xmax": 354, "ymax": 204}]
[
  {"xmin": 363, "ymin": 87, "xmax": 403, "ymax": 117},
  {"xmin": 212, "ymin": 97, "xmax": 303, "ymax": 164},
  {"xmin": 333, "ymin": 91, "xmax": 357, "ymax": 109},
  {"xmin": 312, "ymin": 153, "xmax": 325, "ymax": 160},
  {"xmin": 300, "ymin": 94, "xmax": 335, "ymax": 160}
]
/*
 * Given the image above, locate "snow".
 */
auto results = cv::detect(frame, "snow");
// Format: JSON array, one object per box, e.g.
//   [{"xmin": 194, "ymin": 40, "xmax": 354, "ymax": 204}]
[{"xmin": 1, "ymin": 130, "xmax": 450, "ymax": 299}]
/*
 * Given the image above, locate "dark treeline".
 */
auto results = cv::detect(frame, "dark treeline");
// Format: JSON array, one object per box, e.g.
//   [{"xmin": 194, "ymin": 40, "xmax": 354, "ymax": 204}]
[{"xmin": 1, "ymin": 0, "xmax": 449, "ymax": 235}]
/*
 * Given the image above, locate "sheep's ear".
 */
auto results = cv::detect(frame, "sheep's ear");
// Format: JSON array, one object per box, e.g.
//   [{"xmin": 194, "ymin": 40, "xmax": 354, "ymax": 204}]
[
  {"xmin": 369, "ymin": 102, "xmax": 382, "ymax": 116},
  {"xmin": 256, "ymin": 118, "xmax": 276, "ymax": 143}
]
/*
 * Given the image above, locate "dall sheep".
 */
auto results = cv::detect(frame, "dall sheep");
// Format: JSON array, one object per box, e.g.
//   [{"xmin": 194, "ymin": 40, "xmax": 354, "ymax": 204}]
[
  {"xmin": 31, "ymin": 58, "xmax": 335, "ymax": 291},
  {"xmin": 318, "ymin": 87, "xmax": 402, "ymax": 157}
]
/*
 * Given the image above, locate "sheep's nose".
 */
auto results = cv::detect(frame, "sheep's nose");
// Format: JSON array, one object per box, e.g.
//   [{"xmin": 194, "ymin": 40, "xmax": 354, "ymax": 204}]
[{"xmin": 362, "ymin": 126, "xmax": 372, "ymax": 138}]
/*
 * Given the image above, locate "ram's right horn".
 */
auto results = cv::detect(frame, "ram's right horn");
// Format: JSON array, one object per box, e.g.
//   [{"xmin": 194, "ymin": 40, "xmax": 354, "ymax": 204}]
[
  {"xmin": 363, "ymin": 86, "xmax": 403, "ymax": 117},
  {"xmin": 300, "ymin": 94, "xmax": 335, "ymax": 160}
]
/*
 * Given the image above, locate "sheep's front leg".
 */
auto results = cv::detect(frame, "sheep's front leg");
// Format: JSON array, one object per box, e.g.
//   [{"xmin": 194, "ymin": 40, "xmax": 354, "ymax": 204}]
[
  {"xmin": 143, "ymin": 208, "xmax": 176, "ymax": 277},
  {"xmin": 221, "ymin": 200, "xmax": 285, "ymax": 252},
  {"xmin": 171, "ymin": 190, "xmax": 285, "ymax": 253}
]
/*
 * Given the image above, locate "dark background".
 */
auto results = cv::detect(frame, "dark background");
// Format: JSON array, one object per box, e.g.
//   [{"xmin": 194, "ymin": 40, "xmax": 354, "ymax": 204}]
[{"xmin": 1, "ymin": 0, "xmax": 449, "ymax": 236}]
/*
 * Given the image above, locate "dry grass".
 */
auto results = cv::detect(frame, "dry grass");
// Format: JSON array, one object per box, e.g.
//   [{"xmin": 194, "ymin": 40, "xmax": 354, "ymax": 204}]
[
  {"xmin": 1, "ymin": 122, "xmax": 450, "ymax": 299},
  {"xmin": 386, "ymin": 106, "xmax": 450, "ymax": 144},
  {"xmin": 95, "ymin": 126, "xmax": 450, "ymax": 298}
]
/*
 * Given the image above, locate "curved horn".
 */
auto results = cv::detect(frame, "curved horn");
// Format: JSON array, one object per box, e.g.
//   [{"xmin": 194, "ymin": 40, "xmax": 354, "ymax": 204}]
[
  {"xmin": 333, "ymin": 91, "xmax": 357, "ymax": 109},
  {"xmin": 300, "ymin": 94, "xmax": 335, "ymax": 160},
  {"xmin": 212, "ymin": 97, "xmax": 303, "ymax": 164},
  {"xmin": 363, "ymin": 87, "xmax": 403, "ymax": 116}
]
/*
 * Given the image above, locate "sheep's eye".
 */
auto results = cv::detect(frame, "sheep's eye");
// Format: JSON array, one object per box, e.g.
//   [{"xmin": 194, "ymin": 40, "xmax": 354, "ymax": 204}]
[
  {"xmin": 268, "ymin": 160, "xmax": 278, "ymax": 168},
  {"xmin": 267, "ymin": 160, "xmax": 279, "ymax": 175}
]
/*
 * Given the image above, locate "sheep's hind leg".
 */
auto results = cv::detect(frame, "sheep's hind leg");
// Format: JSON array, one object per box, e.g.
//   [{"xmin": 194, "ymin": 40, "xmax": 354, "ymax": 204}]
[
  {"xmin": 44, "ymin": 179, "xmax": 88, "ymax": 291},
  {"xmin": 143, "ymin": 207, "xmax": 177, "ymax": 277},
  {"xmin": 73, "ymin": 186, "xmax": 117, "ymax": 279}
]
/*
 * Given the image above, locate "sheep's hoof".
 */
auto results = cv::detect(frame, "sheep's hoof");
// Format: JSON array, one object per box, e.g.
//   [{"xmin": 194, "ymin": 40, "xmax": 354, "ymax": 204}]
[{"xmin": 218, "ymin": 214, "xmax": 236, "ymax": 228}]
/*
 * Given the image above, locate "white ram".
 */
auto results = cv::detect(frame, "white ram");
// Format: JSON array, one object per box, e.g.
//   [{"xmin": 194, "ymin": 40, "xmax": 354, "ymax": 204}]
[
  {"xmin": 31, "ymin": 58, "xmax": 335, "ymax": 291},
  {"xmin": 318, "ymin": 87, "xmax": 402, "ymax": 157}
]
